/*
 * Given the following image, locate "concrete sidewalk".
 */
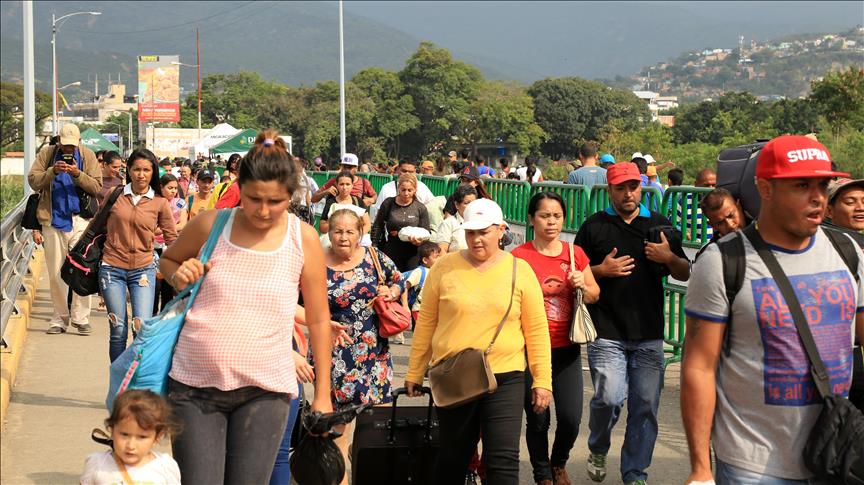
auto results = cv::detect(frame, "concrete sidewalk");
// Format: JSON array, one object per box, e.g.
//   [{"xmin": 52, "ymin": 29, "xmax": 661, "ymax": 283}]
[
  {"xmin": 1, "ymin": 269, "xmax": 691, "ymax": 484},
  {"xmin": 0, "ymin": 270, "xmax": 171, "ymax": 484}
]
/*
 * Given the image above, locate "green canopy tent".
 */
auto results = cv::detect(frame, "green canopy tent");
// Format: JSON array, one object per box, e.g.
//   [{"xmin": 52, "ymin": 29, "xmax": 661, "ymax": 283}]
[
  {"xmin": 209, "ymin": 128, "xmax": 257, "ymax": 157},
  {"xmin": 80, "ymin": 127, "xmax": 120, "ymax": 153}
]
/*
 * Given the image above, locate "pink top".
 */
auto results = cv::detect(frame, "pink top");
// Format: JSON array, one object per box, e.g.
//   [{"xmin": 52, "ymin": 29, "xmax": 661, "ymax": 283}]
[{"xmin": 170, "ymin": 209, "xmax": 302, "ymax": 397}]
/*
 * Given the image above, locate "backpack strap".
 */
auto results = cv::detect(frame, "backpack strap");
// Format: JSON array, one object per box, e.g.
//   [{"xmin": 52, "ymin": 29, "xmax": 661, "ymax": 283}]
[
  {"xmin": 418, "ymin": 266, "xmax": 427, "ymax": 288},
  {"xmin": 823, "ymin": 227, "xmax": 860, "ymax": 285},
  {"xmin": 717, "ymin": 230, "xmax": 746, "ymax": 357}
]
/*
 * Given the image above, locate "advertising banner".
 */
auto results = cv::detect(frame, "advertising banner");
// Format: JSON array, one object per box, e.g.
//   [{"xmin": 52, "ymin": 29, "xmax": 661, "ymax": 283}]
[
  {"xmin": 138, "ymin": 55, "xmax": 181, "ymax": 122},
  {"xmin": 146, "ymin": 126, "xmax": 208, "ymax": 159}
]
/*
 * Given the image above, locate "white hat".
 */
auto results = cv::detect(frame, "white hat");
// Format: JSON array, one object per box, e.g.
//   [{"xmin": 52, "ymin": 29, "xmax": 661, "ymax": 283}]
[
  {"xmin": 461, "ymin": 198, "xmax": 506, "ymax": 230},
  {"xmin": 341, "ymin": 153, "xmax": 359, "ymax": 166},
  {"xmin": 631, "ymin": 152, "xmax": 643, "ymax": 161},
  {"xmin": 643, "ymin": 154, "xmax": 656, "ymax": 165}
]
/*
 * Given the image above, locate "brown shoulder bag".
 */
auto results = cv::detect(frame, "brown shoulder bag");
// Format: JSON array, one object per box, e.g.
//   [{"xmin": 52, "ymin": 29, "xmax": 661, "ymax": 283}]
[{"xmin": 427, "ymin": 256, "xmax": 517, "ymax": 409}]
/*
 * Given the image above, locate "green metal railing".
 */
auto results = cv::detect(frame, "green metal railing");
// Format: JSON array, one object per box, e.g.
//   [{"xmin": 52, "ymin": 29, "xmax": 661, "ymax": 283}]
[
  {"xmin": 359, "ymin": 173, "xmax": 394, "ymax": 194},
  {"xmin": 663, "ymin": 282, "xmax": 688, "ymax": 367},
  {"xmin": 485, "ymin": 179, "xmax": 532, "ymax": 225},
  {"xmin": 308, "ymin": 171, "xmax": 332, "ymax": 188},
  {"xmin": 420, "ymin": 175, "xmax": 458, "ymax": 198},
  {"xmin": 662, "ymin": 186, "xmax": 715, "ymax": 249}
]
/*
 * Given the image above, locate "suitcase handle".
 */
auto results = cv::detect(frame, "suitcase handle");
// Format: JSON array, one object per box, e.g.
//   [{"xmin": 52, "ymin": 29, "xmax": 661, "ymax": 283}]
[{"xmin": 389, "ymin": 386, "xmax": 434, "ymax": 444}]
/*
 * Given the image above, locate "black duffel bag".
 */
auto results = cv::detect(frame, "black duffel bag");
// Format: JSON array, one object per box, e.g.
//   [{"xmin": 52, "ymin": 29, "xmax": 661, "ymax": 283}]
[{"xmin": 61, "ymin": 186, "xmax": 123, "ymax": 296}]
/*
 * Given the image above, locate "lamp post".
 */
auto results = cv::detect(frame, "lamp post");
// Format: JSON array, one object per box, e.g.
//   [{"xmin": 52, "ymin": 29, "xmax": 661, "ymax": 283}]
[
  {"xmin": 171, "ymin": 61, "xmax": 202, "ymax": 139},
  {"xmin": 52, "ymin": 10, "xmax": 100, "ymax": 136},
  {"xmin": 103, "ymin": 122, "xmax": 123, "ymax": 154}
]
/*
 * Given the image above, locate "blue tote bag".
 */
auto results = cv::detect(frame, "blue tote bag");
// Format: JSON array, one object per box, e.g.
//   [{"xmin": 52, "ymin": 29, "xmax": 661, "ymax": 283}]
[{"xmin": 106, "ymin": 209, "xmax": 231, "ymax": 410}]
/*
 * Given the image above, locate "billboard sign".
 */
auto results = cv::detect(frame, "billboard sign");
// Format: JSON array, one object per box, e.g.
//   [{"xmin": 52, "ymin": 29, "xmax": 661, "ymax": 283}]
[
  {"xmin": 146, "ymin": 126, "xmax": 206, "ymax": 159},
  {"xmin": 138, "ymin": 55, "xmax": 180, "ymax": 122}
]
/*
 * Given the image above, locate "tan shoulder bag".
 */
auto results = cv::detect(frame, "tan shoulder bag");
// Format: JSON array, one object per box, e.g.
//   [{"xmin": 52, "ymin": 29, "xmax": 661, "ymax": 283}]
[
  {"xmin": 427, "ymin": 257, "xmax": 517, "ymax": 409},
  {"xmin": 568, "ymin": 242, "xmax": 597, "ymax": 344}
]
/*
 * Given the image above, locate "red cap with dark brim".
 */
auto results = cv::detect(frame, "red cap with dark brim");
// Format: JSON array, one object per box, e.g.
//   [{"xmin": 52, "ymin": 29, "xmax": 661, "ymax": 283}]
[
  {"xmin": 607, "ymin": 162, "xmax": 642, "ymax": 186},
  {"xmin": 756, "ymin": 135, "xmax": 848, "ymax": 180}
]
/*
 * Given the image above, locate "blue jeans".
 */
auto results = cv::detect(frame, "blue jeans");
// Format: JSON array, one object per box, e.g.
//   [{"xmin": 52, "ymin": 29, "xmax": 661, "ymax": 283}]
[
  {"xmin": 99, "ymin": 263, "xmax": 157, "ymax": 362},
  {"xmin": 587, "ymin": 338, "xmax": 664, "ymax": 483},
  {"xmin": 269, "ymin": 396, "xmax": 301, "ymax": 485},
  {"xmin": 716, "ymin": 460, "xmax": 817, "ymax": 484}
]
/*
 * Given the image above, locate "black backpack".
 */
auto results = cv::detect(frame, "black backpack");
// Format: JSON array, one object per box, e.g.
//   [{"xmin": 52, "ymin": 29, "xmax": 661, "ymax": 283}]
[
  {"xmin": 718, "ymin": 225, "xmax": 860, "ymax": 355},
  {"xmin": 716, "ymin": 141, "xmax": 767, "ymax": 225},
  {"xmin": 60, "ymin": 187, "xmax": 124, "ymax": 296}
]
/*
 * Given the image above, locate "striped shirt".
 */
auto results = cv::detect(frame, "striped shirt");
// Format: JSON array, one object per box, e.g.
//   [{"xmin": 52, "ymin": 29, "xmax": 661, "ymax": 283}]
[{"xmin": 170, "ymin": 209, "xmax": 303, "ymax": 397}]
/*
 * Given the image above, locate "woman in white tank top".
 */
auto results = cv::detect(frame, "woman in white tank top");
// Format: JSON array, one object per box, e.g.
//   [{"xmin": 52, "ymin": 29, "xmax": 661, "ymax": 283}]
[{"xmin": 159, "ymin": 131, "xmax": 334, "ymax": 484}]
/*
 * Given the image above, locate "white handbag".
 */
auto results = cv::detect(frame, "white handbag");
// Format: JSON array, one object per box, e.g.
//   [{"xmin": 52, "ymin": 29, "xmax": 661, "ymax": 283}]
[{"xmin": 568, "ymin": 242, "xmax": 597, "ymax": 344}]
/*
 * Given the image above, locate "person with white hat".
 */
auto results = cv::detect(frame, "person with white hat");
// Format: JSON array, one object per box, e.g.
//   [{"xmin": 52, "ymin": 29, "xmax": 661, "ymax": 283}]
[
  {"xmin": 311, "ymin": 153, "xmax": 377, "ymax": 207},
  {"xmin": 405, "ymin": 198, "xmax": 553, "ymax": 485},
  {"xmin": 27, "ymin": 124, "xmax": 102, "ymax": 335}
]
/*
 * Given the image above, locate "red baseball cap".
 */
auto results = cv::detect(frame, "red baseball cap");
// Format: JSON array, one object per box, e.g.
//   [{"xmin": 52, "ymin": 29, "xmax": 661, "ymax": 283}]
[
  {"xmin": 756, "ymin": 135, "xmax": 848, "ymax": 180},
  {"xmin": 607, "ymin": 162, "xmax": 642, "ymax": 186}
]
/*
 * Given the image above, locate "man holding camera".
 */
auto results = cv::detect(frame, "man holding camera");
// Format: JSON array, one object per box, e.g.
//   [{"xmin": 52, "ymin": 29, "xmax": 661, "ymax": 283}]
[{"xmin": 27, "ymin": 124, "xmax": 102, "ymax": 335}]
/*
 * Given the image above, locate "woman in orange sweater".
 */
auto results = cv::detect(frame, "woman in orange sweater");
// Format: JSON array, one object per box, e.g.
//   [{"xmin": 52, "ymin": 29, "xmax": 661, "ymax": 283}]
[
  {"xmin": 100, "ymin": 148, "xmax": 177, "ymax": 362},
  {"xmin": 405, "ymin": 198, "xmax": 552, "ymax": 485}
]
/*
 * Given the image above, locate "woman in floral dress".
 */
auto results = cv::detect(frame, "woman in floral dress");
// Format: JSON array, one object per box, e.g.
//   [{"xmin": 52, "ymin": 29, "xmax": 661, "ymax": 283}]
[{"xmin": 323, "ymin": 208, "xmax": 402, "ymax": 484}]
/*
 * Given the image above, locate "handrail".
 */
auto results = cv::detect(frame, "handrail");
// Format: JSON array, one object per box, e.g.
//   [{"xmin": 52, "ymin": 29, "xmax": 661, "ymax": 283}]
[{"xmin": 1, "ymin": 197, "xmax": 37, "ymax": 347}]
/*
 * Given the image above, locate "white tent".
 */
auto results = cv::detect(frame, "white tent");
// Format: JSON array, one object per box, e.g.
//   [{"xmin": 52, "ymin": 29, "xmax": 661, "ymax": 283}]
[{"xmin": 188, "ymin": 123, "xmax": 240, "ymax": 159}]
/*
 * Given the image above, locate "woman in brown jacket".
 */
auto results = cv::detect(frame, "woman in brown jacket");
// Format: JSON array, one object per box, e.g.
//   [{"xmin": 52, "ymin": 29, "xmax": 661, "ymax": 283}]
[{"xmin": 99, "ymin": 148, "xmax": 177, "ymax": 362}]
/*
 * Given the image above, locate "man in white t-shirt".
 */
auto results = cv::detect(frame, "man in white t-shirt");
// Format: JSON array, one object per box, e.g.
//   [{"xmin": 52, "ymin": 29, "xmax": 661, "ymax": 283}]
[
  {"xmin": 682, "ymin": 135, "xmax": 864, "ymax": 484},
  {"xmin": 372, "ymin": 159, "xmax": 435, "ymax": 213}
]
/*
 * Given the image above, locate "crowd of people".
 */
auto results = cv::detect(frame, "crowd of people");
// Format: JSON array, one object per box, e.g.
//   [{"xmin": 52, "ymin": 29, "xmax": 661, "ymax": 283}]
[{"xmin": 26, "ymin": 124, "xmax": 863, "ymax": 485}]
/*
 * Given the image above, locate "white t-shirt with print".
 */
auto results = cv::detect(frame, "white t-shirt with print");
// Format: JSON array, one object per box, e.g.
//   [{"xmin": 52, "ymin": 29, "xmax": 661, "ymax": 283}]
[
  {"xmin": 684, "ymin": 227, "xmax": 864, "ymax": 479},
  {"xmin": 80, "ymin": 450, "xmax": 181, "ymax": 485}
]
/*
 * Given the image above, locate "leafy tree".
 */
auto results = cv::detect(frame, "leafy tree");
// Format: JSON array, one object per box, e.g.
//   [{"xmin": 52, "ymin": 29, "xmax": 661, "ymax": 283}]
[
  {"xmin": 399, "ymin": 42, "xmax": 483, "ymax": 154},
  {"xmin": 460, "ymin": 81, "xmax": 546, "ymax": 154},
  {"xmin": 528, "ymin": 77, "xmax": 648, "ymax": 158},
  {"xmin": 97, "ymin": 110, "xmax": 139, "ymax": 151},
  {"xmin": 809, "ymin": 67, "xmax": 864, "ymax": 137},
  {"xmin": 1, "ymin": 82, "xmax": 52, "ymax": 152},
  {"xmin": 193, "ymin": 71, "xmax": 285, "ymax": 129},
  {"xmin": 352, "ymin": 68, "xmax": 419, "ymax": 159},
  {"xmin": 769, "ymin": 98, "xmax": 820, "ymax": 135}
]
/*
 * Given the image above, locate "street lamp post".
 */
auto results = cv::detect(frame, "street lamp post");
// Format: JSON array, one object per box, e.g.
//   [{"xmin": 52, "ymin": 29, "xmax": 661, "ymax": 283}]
[
  {"xmin": 52, "ymin": 10, "xmax": 100, "ymax": 136},
  {"xmin": 103, "ymin": 122, "xmax": 123, "ymax": 154},
  {"xmin": 171, "ymin": 61, "xmax": 202, "ymax": 139}
]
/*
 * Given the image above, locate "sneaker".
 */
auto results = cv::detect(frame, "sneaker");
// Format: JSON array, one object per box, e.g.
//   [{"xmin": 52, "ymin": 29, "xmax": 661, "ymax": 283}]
[
  {"xmin": 71, "ymin": 322, "xmax": 92, "ymax": 335},
  {"xmin": 625, "ymin": 481, "xmax": 647, "ymax": 485},
  {"xmin": 586, "ymin": 453, "xmax": 607, "ymax": 482},
  {"xmin": 46, "ymin": 325, "xmax": 67, "ymax": 335},
  {"xmin": 553, "ymin": 466, "xmax": 572, "ymax": 485}
]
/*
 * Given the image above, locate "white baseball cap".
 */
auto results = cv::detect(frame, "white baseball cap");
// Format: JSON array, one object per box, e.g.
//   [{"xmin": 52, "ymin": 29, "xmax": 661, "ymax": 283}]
[
  {"xmin": 461, "ymin": 198, "xmax": 506, "ymax": 230},
  {"xmin": 643, "ymin": 154, "xmax": 656, "ymax": 165},
  {"xmin": 631, "ymin": 152, "xmax": 643, "ymax": 161},
  {"xmin": 341, "ymin": 153, "xmax": 359, "ymax": 166}
]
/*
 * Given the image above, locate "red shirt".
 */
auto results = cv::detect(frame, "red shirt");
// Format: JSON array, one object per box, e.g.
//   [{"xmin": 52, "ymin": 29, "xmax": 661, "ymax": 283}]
[
  {"xmin": 214, "ymin": 182, "xmax": 241, "ymax": 209},
  {"xmin": 512, "ymin": 241, "xmax": 590, "ymax": 348},
  {"xmin": 322, "ymin": 176, "xmax": 376, "ymax": 199}
]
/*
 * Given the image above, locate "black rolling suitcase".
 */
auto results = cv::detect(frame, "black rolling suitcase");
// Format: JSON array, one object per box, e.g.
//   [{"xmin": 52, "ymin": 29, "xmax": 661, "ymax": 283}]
[{"xmin": 351, "ymin": 386, "xmax": 439, "ymax": 484}]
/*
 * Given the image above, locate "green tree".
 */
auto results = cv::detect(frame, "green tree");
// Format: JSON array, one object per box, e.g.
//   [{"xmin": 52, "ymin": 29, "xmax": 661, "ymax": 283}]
[
  {"xmin": 194, "ymin": 71, "xmax": 285, "ymax": 128},
  {"xmin": 352, "ymin": 68, "xmax": 419, "ymax": 159},
  {"xmin": 528, "ymin": 77, "xmax": 648, "ymax": 158},
  {"xmin": 399, "ymin": 42, "xmax": 483, "ymax": 154},
  {"xmin": 1, "ymin": 82, "xmax": 52, "ymax": 152},
  {"xmin": 97, "ymin": 110, "xmax": 139, "ymax": 152},
  {"xmin": 769, "ymin": 98, "xmax": 820, "ymax": 135},
  {"xmin": 809, "ymin": 66, "xmax": 864, "ymax": 137},
  {"xmin": 460, "ymin": 81, "xmax": 546, "ymax": 154}
]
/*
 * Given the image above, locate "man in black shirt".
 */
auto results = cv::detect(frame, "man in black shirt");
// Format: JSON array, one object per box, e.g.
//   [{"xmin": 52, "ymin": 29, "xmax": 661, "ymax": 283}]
[{"xmin": 574, "ymin": 162, "xmax": 690, "ymax": 485}]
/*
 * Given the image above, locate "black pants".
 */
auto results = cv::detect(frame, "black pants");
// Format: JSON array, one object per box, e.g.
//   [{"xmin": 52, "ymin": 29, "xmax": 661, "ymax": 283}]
[
  {"xmin": 435, "ymin": 371, "xmax": 524, "ymax": 485},
  {"xmin": 382, "ymin": 238, "xmax": 419, "ymax": 272},
  {"xmin": 168, "ymin": 378, "xmax": 291, "ymax": 485},
  {"xmin": 851, "ymin": 345, "xmax": 864, "ymax": 412},
  {"xmin": 524, "ymin": 345, "xmax": 583, "ymax": 482},
  {"xmin": 153, "ymin": 248, "xmax": 175, "ymax": 314}
]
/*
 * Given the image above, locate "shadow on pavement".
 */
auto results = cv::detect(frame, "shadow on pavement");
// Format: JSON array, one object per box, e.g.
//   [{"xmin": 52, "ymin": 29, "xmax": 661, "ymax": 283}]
[
  {"xmin": 10, "ymin": 390, "xmax": 104, "ymax": 410},
  {"xmin": 28, "ymin": 472, "xmax": 82, "ymax": 484}
]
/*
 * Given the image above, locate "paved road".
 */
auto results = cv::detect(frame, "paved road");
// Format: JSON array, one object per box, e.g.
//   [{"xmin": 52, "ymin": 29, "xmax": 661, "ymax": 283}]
[{"xmin": 1, "ymin": 272, "xmax": 690, "ymax": 484}]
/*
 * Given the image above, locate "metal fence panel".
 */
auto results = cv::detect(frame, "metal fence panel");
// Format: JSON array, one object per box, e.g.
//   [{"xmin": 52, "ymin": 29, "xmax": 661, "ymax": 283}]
[
  {"xmin": 420, "ymin": 175, "xmax": 456, "ymax": 198},
  {"xmin": 1, "ymin": 199, "xmax": 36, "ymax": 346},
  {"xmin": 484, "ymin": 179, "xmax": 531, "ymax": 225},
  {"xmin": 661, "ymin": 186, "xmax": 715, "ymax": 249}
]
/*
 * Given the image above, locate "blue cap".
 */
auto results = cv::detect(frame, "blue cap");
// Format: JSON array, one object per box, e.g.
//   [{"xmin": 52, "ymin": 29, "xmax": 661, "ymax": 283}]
[{"xmin": 599, "ymin": 154, "xmax": 615, "ymax": 164}]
